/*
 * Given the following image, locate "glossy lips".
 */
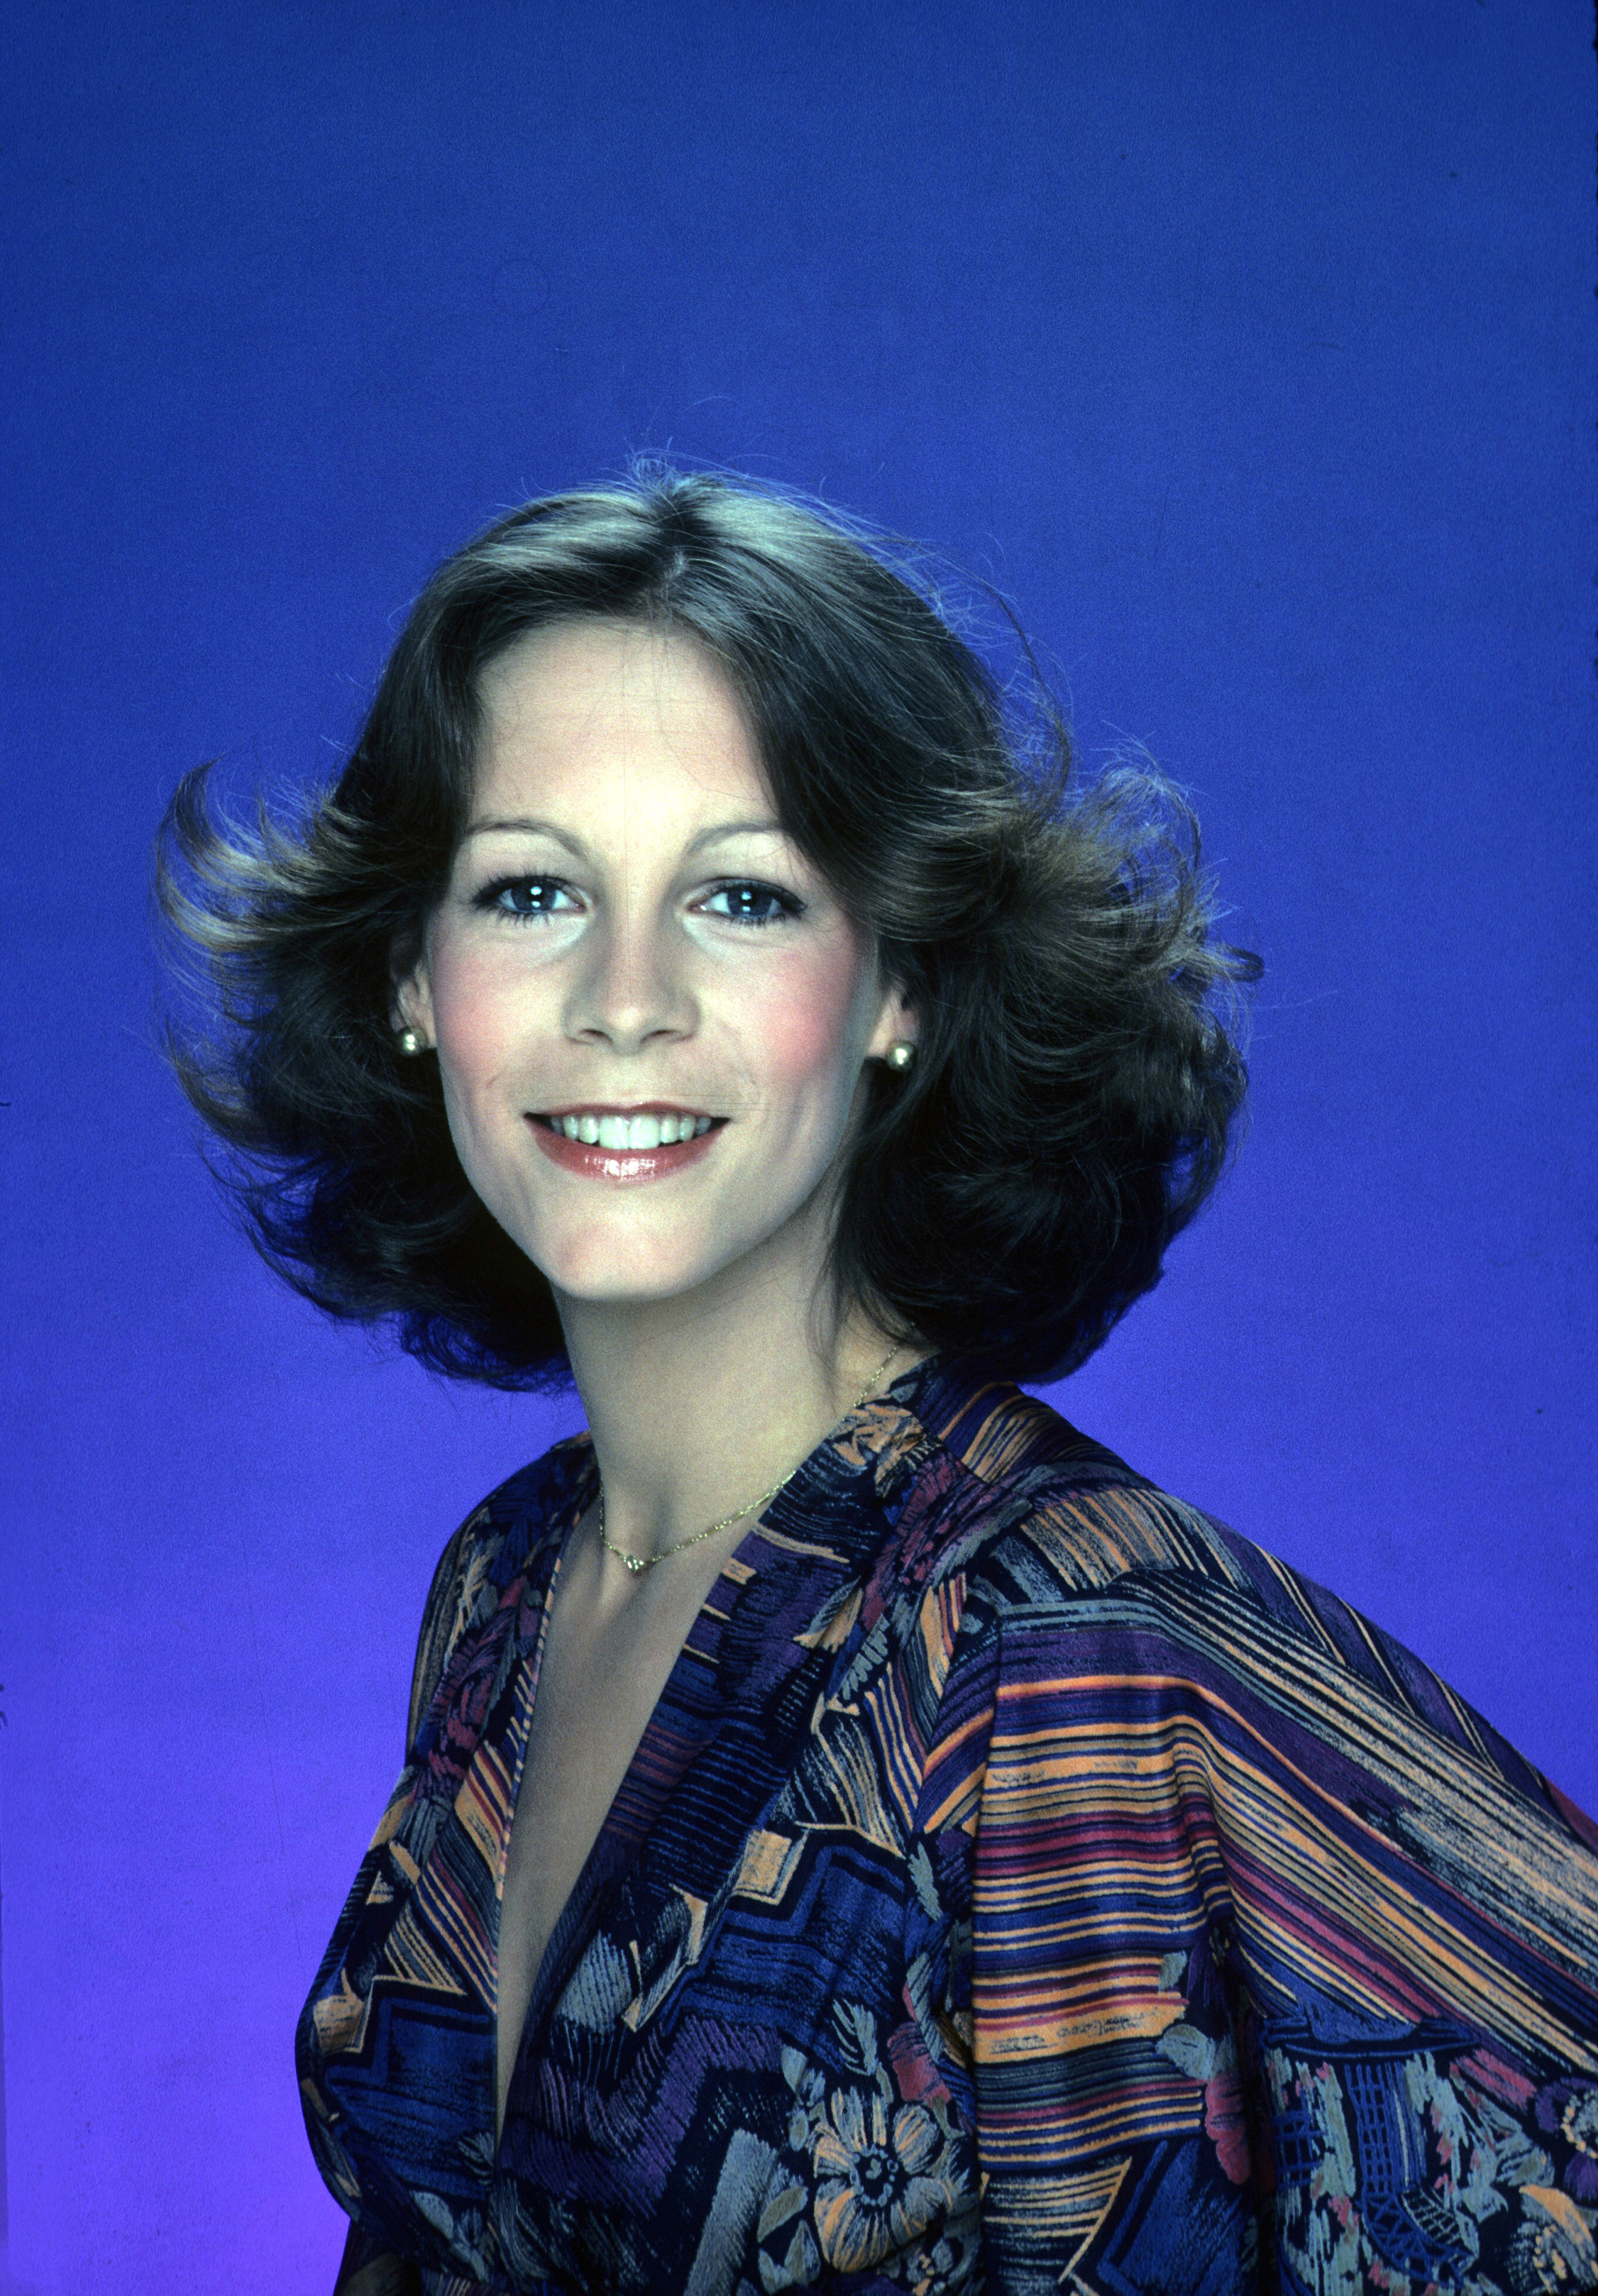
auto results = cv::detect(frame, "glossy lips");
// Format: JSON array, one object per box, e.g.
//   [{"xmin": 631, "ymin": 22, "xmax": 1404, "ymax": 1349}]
[{"xmin": 529, "ymin": 1107, "xmax": 722, "ymax": 1183}]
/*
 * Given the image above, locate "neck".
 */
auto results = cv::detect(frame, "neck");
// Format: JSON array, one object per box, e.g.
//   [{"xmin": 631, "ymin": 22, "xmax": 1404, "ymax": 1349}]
[{"xmin": 555, "ymin": 1255, "xmax": 913, "ymax": 1563}]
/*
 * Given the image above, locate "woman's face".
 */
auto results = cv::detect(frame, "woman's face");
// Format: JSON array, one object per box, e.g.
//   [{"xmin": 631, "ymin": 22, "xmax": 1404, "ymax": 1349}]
[{"xmin": 397, "ymin": 618, "xmax": 915, "ymax": 1318}]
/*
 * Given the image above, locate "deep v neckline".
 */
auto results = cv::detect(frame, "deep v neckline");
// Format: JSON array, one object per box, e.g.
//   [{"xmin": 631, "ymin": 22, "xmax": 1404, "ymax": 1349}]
[
  {"xmin": 492, "ymin": 1445, "xmax": 793, "ymax": 2149},
  {"xmin": 485, "ymin": 1362, "xmax": 942, "ymax": 2161},
  {"xmin": 298, "ymin": 1356, "xmax": 1001, "ymax": 2275}
]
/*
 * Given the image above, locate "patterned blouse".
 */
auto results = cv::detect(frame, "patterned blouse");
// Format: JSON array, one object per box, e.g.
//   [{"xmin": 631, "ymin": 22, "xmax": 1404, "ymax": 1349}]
[{"xmin": 298, "ymin": 1357, "xmax": 1598, "ymax": 2295}]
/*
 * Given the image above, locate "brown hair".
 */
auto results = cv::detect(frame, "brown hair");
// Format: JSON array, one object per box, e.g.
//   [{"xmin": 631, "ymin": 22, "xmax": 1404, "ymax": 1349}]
[{"xmin": 154, "ymin": 468, "xmax": 1258, "ymax": 1386}]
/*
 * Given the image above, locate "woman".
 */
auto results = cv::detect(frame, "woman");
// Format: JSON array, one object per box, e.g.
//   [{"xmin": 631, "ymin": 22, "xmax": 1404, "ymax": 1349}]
[{"xmin": 158, "ymin": 474, "xmax": 1598, "ymax": 2295}]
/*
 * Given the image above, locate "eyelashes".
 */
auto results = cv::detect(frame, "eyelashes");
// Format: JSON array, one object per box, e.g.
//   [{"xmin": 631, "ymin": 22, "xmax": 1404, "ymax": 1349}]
[
  {"xmin": 475, "ymin": 876, "xmax": 580, "ymax": 922},
  {"xmin": 473, "ymin": 876, "xmax": 806, "ymax": 929},
  {"xmin": 698, "ymin": 882, "xmax": 805, "ymax": 927}
]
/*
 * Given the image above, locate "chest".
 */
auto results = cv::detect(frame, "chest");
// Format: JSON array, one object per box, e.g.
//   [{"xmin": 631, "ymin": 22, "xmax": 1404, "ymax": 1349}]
[
  {"xmin": 495, "ymin": 1527, "xmax": 740, "ymax": 2130},
  {"xmin": 488, "ymin": 1662, "xmax": 981, "ymax": 2296},
  {"xmin": 304, "ymin": 1485, "xmax": 987, "ymax": 2292}
]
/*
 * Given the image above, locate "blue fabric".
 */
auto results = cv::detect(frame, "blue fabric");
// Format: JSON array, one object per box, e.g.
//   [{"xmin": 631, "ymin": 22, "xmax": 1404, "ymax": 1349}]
[{"xmin": 300, "ymin": 1361, "xmax": 1598, "ymax": 2292}]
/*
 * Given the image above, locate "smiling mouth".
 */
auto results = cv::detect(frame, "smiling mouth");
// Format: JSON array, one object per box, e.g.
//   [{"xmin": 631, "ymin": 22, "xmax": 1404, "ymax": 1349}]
[
  {"xmin": 538, "ymin": 1106, "xmax": 721, "ymax": 1149},
  {"xmin": 528, "ymin": 1104, "xmax": 725, "ymax": 1181}
]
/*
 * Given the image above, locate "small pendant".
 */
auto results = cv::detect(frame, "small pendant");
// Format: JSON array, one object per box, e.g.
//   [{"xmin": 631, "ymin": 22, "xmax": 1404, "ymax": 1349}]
[{"xmin": 624, "ymin": 1552, "xmax": 649, "ymax": 1574}]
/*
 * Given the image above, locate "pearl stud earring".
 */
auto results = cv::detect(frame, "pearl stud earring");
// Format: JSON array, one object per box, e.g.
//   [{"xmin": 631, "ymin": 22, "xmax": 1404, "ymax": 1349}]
[
  {"xmin": 396, "ymin": 1027, "xmax": 426, "ymax": 1057},
  {"xmin": 884, "ymin": 1041, "xmax": 916, "ymax": 1072}
]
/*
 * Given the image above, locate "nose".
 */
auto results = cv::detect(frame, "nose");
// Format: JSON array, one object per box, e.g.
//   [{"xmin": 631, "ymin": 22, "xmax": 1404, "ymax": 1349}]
[{"xmin": 561, "ymin": 901, "xmax": 698, "ymax": 1057}]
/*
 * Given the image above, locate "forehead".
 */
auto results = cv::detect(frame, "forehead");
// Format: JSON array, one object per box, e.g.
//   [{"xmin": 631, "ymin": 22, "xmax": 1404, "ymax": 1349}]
[{"xmin": 473, "ymin": 618, "xmax": 766, "ymax": 812}]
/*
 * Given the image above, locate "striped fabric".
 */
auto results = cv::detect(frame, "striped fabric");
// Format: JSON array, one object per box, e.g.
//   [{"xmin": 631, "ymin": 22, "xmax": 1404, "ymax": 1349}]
[{"xmin": 299, "ymin": 1357, "xmax": 1598, "ymax": 2294}]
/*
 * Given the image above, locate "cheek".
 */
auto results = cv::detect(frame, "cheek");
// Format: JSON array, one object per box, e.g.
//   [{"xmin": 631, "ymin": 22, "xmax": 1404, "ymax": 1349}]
[
  {"xmin": 428, "ymin": 942, "xmax": 531, "ymax": 1099},
  {"xmin": 440, "ymin": 1002, "xmax": 512, "ymax": 1097},
  {"xmin": 750, "ymin": 944, "xmax": 869, "ymax": 1100}
]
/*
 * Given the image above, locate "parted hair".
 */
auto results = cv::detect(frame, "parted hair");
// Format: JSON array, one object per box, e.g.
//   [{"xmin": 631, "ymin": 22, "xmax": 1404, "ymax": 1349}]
[{"xmin": 154, "ymin": 469, "xmax": 1259, "ymax": 1388}]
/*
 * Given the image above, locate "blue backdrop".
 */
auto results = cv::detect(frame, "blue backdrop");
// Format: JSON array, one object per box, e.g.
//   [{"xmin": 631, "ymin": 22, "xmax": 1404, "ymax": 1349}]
[{"xmin": 2, "ymin": 3, "xmax": 1593, "ymax": 2287}]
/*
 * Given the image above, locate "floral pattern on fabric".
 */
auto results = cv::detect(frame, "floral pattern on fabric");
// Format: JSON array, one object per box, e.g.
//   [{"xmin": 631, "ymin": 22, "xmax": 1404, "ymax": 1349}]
[
  {"xmin": 301, "ymin": 1359, "xmax": 1598, "ymax": 2293},
  {"xmin": 768, "ymin": 2002, "xmax": 979, "ymax": 2290}
]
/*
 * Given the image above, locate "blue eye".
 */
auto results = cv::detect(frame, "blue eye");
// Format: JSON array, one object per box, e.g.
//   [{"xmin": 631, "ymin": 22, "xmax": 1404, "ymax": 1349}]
[
  {"xmin": 480, "ymin": 877, "xmax": 580, "ymax": 922},
  {"xmin": 701, "ymin": 881, "xmax": 803, "ymax": 927}
]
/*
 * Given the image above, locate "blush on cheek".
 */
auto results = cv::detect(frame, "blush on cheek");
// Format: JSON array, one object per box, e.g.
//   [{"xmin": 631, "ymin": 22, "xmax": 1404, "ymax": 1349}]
[
  {"xmin": 429, "ymin": 937, "xmax": 531, "ymax": 1091},
  {"xmin": 754, "ymin": 946, "xmax": 869, "ymax": 1087},
  {"xmin": 439, "ymin": 1000, "xmax": 514, "ymax": 1083},
  {"xmin": 430, "ymin": 983, "xmax": 532, "ymax": 1203}
]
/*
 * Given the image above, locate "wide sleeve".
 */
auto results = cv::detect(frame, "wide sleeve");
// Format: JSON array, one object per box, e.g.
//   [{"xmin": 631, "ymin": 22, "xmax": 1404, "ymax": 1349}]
[
  {"xmin": 957, "ymin": 1501, "xmax": 1598, "ymax": 2295},
  {"xmin": 405, "ymin": 1510, "xmax": 492, "ymax": 1753},
  {"xmin": 304, "ymin": 1506, "xmax": 491, "ymax": 2006},
  {"xmin": 306, "ymin": 1506, "xmax": 497, "ymax": 2295}
]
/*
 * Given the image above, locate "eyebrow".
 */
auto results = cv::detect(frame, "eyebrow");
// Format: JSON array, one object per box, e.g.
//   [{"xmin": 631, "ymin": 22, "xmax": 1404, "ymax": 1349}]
[
  {"xmin": 686, "ymin": 817, "xmax": 786, "ymax": 854},
  {"xmin": 458, "ymin": 815, "xmax": 788, "ymax": 856},
  {"xmin": 460, "ymin": 816, "xmax": 588, "ymax": 854}
]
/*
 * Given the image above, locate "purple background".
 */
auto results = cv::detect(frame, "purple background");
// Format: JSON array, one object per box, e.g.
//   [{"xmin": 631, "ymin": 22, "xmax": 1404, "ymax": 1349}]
[{"xmin": 2, "ymin": 2, "xmax": 1594, "ymax": 2287}]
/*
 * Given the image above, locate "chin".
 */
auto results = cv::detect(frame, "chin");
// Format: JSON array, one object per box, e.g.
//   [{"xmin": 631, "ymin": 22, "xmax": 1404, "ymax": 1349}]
[
  {"xmin": 535, "ymin": 1230, "xmax": 735, "ymax": 1308},
  {"xmin": 503, "ymin": 1174, "xmax": 834, "ymax": 1313}
]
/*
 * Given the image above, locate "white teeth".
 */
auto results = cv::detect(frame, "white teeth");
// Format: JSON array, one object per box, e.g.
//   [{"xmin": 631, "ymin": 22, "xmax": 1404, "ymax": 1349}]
[{"xmin": 555, "ymin": 1111, "xmax": 712, "ymax": 1148}]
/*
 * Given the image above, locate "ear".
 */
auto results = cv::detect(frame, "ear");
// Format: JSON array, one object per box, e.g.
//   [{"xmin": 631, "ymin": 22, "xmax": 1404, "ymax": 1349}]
[
  {"xmin": 390, "ymin": 932, "xmax": 437, "ymax": 1048},
  {"xmin": 864, "ymin": 977, "xmax": 920, "ymax": 1065}
]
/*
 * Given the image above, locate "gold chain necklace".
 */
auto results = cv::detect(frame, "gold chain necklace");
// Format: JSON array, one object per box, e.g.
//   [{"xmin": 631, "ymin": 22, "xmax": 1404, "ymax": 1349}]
[{"xmin": 596, "ymin": 1344, "xmax": 903, "ymax": 1577}]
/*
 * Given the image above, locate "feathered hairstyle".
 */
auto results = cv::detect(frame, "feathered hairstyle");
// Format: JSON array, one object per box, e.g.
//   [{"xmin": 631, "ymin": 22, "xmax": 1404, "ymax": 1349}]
[{"xmin": 155, "ymin": 469, "xmax": 1258, "ymax": 1387}]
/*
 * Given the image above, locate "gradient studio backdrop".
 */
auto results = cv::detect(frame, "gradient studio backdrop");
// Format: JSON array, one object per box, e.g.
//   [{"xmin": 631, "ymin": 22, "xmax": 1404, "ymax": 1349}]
[{"xmin": 2, "ymin": 2, "xmax": 1594, "ymax": 2287}]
